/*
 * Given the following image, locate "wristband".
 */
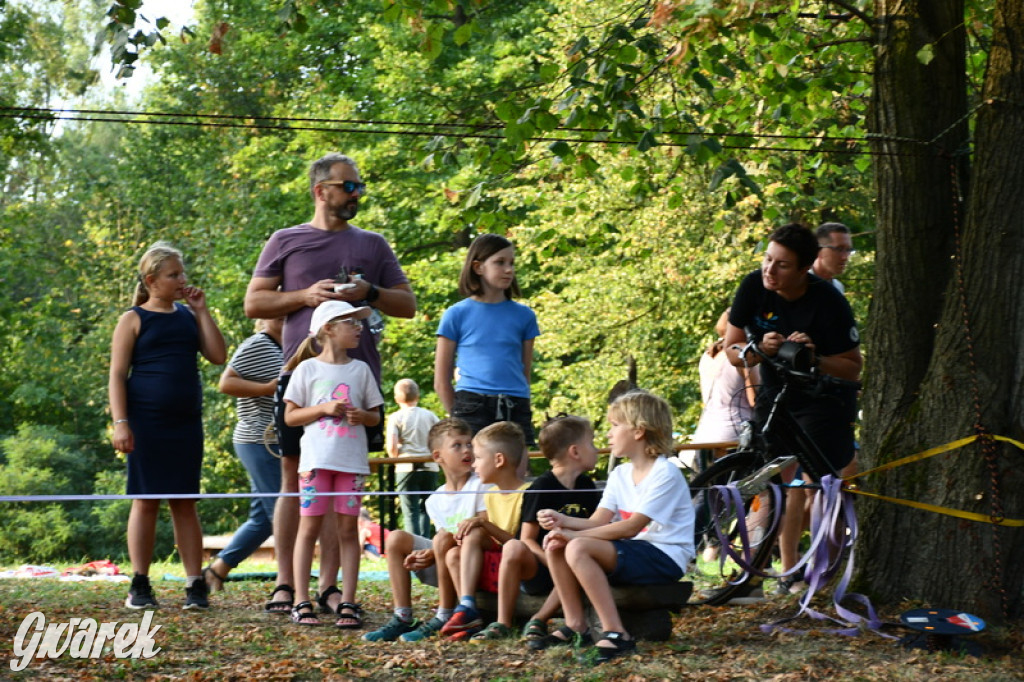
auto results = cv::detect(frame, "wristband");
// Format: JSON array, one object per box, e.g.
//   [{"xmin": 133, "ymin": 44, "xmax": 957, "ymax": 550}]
[
  {"xmin": 113, "ymin": 419, "xmax": 129, "ymax": 425},
  {"xmin": 365, "ymin": 283, "xmax": 380, "ymax": 304}
]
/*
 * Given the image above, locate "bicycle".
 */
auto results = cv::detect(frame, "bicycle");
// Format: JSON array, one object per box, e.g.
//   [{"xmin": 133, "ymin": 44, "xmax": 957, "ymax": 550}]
[{"xmin": 687, "ymin": 331, "xmax": 861, "ymax": 605}]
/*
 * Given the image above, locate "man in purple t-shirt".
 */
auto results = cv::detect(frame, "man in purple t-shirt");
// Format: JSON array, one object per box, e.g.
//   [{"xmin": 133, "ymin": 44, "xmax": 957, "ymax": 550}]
[{"xmin": 244, "ymin": 152, "xmax": 416, "ymax": 617}]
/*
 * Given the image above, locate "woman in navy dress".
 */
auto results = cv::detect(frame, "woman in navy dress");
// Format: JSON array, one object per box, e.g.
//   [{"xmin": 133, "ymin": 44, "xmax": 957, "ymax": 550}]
[{"xmin": 109, "ymin": 242, "xmax": 225, "ymax": 610}]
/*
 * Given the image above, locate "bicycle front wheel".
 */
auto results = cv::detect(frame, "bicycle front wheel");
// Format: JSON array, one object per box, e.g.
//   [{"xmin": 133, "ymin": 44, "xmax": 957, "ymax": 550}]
[{"xmin": 688, "ymin": 451, "xmax": 784, "ymax": 605}]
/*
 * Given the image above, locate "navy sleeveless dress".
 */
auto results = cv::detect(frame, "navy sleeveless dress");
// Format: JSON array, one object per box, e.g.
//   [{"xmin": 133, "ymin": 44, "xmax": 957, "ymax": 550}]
[{"xmin": 125, "ymin": 303, "xmax": 204, "ymax": 495}]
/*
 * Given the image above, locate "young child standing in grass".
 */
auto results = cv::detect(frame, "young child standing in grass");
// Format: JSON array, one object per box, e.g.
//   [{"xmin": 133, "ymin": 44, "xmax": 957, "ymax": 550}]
[
  {"xmin": 539, "ymin": 391, "xmax": 695, "ymax": 663},
  {"xmin": 109, "ymin": 241, "xmax": 226, "ymax": 611},
  {"xmin": 470, "ymin": 415, "xmax": 603, "ymax": 643},
  {"xmin": 283, "ymin": 300, "xmax": 383, "ymax": 628},
  {"xmin": 385, "ymin": 378, "xmax": 440, "ymax": 537},
  {"xmin": 434, "ymin": 233, "xmax": 540, "ymax": 445},
  {"xmin": 440, "ymin": 421, "xmax": 530, "ymax": 640},
  {"xmin": 362, "ymin": 418, "xmax": 488, "ymax": 642}
]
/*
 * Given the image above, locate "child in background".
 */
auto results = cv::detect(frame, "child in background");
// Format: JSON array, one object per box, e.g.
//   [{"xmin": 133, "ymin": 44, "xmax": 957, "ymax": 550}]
[
  {"xmin": 441, "ymin": 422, "xmax": 530, "ymax": 640},
  {"xmin": 283, "ymin": 300, "xmax": 384, "ymax": 628},
  {"xmin": 385, "ymin": 378, "xmax": 440, "ymax": 537},
  {"xmin": 539, "ymin": 391, "xmax": 695, "ymax": 663},
  {"xmin": 362, "ymin": 418, "xmax": 488, "ymax": 642},
  {"xmin": 358, "ymin": 508, "xmax": 387, "ymax": 559},
  {"xmin": 471, "ymin": 415, "xmax": 603, "ymax": 643},
  {"xmin": 109, "ymin": 241, "xmax": 226, "ymax": 610},
  {"xmin": 434, "ymin": 233, "xmax": 540, "ymax": 445}
]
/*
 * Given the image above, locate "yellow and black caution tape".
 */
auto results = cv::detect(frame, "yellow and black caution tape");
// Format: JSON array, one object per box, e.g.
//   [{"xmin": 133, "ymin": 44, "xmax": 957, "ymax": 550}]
[{"xmin": 841, "ymin": 434, "xmax": 1024, "ymax": 527}]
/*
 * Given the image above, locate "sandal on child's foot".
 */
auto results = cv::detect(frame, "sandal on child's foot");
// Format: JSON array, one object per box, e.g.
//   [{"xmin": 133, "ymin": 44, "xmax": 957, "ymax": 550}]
[
  {"xmin": 470, "ymin": 622, "xmax": 513, "ymax": 642},
  {"xmin": 521, "ymin": 618, "xmax": 547, "ymax": 641},
  {"xmin": 582, "ymin": 631, "xmax": 636, "ymax": 664},
  {"xmin": 528, "ymin": 625, "xmax": 592, "ymax": 651},
  {"xmin": 202, "ymin": 565, "xmax": 226, "ymax": 593},
  {"xmin": 317, "ymin": 585, "xmax": 342, "ymax": 614},
  {"xmin": 290, "ymin": 601, "xmax": 321, "ymax": 627},
  {"xmin": 263, "ymin": 584, "xmax": 294, "ymax": 615},
  {"xmin": 335, "ymin": 602, "xmax": 363, "ymax": 629}
]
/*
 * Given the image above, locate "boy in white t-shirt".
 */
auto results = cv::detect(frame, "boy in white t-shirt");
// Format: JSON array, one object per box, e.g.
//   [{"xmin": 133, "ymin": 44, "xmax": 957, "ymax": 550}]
[
  {"xmin": 362, "ymin": 418, "xmax": 485, "ymax": 642},
  {"xmin": 539, "ymin": 391, "xmax": 695, "ymax": 664}
]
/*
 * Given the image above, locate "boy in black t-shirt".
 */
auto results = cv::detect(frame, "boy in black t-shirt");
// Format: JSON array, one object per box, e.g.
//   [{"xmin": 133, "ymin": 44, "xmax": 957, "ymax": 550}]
[{"xmin": 468, "ymin": 416, "xmax": 602, "ymax": 643}]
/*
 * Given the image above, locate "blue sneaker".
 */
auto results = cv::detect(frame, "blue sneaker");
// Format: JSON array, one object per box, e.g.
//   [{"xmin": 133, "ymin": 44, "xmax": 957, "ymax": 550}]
[
  {"xmin": 362, "ymin": 614, "xmax": 417, "ymax": 642},
  {"xmin": 399, "ymin": 616, "xmax": 445, "ymax": 642}
]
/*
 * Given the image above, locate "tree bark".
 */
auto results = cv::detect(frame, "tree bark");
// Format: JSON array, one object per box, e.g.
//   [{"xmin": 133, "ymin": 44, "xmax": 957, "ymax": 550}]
[{"xmin": 861, "ymin": 0, "xmax": 1024, "ymax": 620}]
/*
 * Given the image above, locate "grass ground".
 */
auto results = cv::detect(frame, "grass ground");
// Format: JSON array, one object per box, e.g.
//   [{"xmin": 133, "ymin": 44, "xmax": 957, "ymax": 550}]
[{"xmin": 0, "ymin": 557, "xmax": 1021, "ymax": 680}]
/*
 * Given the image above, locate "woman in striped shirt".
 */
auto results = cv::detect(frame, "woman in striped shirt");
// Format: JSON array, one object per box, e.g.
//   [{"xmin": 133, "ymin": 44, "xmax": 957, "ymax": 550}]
[{"xmin": 204, "ymin": 317, "xmax": 284, "ymax": 592}]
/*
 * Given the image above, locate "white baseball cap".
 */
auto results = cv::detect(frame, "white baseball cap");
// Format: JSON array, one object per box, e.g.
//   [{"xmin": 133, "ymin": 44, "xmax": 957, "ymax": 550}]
[{"xmin": 309, "ymin": 300, "xmax": 371, "ymax": 336}]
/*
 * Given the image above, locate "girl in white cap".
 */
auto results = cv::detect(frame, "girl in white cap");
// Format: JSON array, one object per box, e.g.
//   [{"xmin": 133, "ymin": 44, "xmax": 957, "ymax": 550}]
[{"xmin": 282, "ymin": 300, "xmax": 384, "ymax": 628}]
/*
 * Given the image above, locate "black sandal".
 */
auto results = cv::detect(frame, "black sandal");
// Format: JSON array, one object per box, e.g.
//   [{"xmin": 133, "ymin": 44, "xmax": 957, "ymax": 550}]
[
  {"xmin": 263, "ymin": 584, "xmax": 295, "ymax": 615},
  {"xmin": 587, "ymin": 631, "xmax": 636, "ymax": 664},
  {"xmin": 203, "ymin": 565, "xmax": 227, "ymax": 592},
  {"xmin": 334, "ymin": 602, "xmax": 363, "ymax": 629},
  {"xmin": 317, "ymin": 585, "xmax": 342, "ymax": 614},
  {"xmin": 528, "ymin": 625, "xmax": 592, "ymax": 651},
  {"xmin": 290, "ymin": 601, "xmax": 321, "ymax": 627}
]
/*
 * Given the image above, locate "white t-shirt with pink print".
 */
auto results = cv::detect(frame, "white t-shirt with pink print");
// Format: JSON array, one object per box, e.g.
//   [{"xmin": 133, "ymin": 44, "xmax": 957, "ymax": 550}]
[{"xmin": 283, "ymin": 357, "xmax": 384, "ymax": 475}]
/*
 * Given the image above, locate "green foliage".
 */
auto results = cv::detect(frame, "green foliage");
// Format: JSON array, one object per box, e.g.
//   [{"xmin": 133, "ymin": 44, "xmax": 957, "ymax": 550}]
[
  {"xmin": 0, "ymin": 0, "xmax": 914, "ymax": 561},
  {"xmin": 0, "ymin": 425, "xmax": 100, "ymax": 561}
]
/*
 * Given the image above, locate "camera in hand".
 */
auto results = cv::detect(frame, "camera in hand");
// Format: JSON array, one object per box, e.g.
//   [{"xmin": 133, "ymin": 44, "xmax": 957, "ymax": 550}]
[{"xmin": 776, "ymin": 340, "xmax": 813, "ymax": 373}]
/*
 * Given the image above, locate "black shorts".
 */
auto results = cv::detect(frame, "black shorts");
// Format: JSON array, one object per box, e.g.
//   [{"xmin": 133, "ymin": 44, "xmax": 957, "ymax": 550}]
[
  {"xmin": 275, "ymin": 373, "xmax": 386, "ymax": 457},
  {"xmin": 452, "ymin": 390, "xmax": 535, "ymax": 446},
  {"xmin": 755, "ymin": 385, "xmax": 857, "ymax": 474},
  {"xmin": 274, "ymin": 374, "xmax": 302, "ymax": 458},
  {"xmin": 521, "ymin": 561, "xmax": 553, "ymax": 596}
]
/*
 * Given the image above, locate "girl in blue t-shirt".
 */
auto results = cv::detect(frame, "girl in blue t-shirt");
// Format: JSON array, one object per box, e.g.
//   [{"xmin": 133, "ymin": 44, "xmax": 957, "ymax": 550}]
[{"xmin": 434, "ymin": 234, "xmax": 540, "ymax": 445}]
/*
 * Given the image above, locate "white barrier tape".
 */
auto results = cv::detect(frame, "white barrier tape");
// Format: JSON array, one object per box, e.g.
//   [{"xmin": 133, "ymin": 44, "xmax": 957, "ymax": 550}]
[{"xmin": 0, "ymin": 487, "xmax": 580, "ymax": 503}]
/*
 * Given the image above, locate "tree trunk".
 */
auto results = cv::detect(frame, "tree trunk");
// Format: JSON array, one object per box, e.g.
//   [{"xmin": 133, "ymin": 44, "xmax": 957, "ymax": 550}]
[{"xmin": 861, "ymin": 0, "xmax": 1024, "ymax": 620}]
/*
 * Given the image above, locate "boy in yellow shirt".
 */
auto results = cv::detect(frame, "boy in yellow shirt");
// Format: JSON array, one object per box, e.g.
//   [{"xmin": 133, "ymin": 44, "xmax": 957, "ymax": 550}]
[
  {"xmin": 440, "ymin": 421, "xmax": 529, "ymax": 640},
  {"xmin": 471, "ymin": 415, "xmax": 602, "ymax": 643}
]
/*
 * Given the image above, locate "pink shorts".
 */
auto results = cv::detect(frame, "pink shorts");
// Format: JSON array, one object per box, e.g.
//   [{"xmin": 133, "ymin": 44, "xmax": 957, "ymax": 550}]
[{"xmin": 298, "ymin": 470, "xmax": 365, "ymax": 517}]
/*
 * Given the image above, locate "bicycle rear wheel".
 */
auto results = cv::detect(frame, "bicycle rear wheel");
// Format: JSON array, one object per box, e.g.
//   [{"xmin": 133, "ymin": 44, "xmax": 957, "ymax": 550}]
[{"xmin": 688, "ymin": 451, "xmax": 784, "ymax": 605}]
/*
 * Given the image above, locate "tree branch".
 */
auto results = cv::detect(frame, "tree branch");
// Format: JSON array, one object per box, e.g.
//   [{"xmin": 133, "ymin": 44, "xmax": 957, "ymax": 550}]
[
  {"xmin": 812, "ymin": 36, "xmax": 874, "ymax": 50},
  {"xmin": 825, "ymin": 0, "xmax": 873, "ymax": 28}
]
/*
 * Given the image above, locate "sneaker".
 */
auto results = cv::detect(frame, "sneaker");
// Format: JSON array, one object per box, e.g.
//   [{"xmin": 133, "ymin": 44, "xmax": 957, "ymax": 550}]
[
  {"xmin": 439, "ymin": 607, "xmax": 483, "ymax": 638},
  {"xmin": 125, "ymin": 574, "xmax": 159, "ymax": 609},
  {"xmin": 447, "ymin": 628, "xmax": 483, "ymax": 642},
  {"xmin": 183, "ymin": 578, "xmax": 210, "ymax": 610},
  {"xmin": 362, "ymin": 615, "xmax": 418, "ymax": 642},
  {"xmin": 399, "ymin": 616, "xmax": 445, "ymax": 642}
]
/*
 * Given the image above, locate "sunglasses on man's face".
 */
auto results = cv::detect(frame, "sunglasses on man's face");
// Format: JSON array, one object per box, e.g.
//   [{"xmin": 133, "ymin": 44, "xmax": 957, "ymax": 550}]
[{"xmin": 319, "ymin": 180, "xmax": 367, "ymax": 194}]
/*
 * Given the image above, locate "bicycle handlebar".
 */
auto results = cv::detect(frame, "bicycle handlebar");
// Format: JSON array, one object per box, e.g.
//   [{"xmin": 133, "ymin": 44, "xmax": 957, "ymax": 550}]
[{"xmin": 738, "ymin": 328, "xmax": 861, "ymax": 392}]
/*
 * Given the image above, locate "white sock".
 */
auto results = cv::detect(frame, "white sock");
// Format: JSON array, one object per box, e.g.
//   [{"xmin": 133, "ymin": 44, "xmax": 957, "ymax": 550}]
[
  {"xmin": 436, "ymin": 607, "xmax": 454, "ymax": 622},
  {"xmin": 395, "ymin": 607, "xmax": 413, "ymax": 622}
]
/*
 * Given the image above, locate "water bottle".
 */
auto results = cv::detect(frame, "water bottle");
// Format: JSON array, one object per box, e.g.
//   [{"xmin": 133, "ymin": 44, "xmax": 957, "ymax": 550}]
[{"xmin": 350, "ymin": 269, "xmax": 385, "ymax": 336}]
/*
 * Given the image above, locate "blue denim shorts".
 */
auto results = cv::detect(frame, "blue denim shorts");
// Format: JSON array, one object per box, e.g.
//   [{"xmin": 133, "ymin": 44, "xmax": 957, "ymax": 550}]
[{"xmin": 606, "ymin": 539, "xmax": 684, "ymax": 585}]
